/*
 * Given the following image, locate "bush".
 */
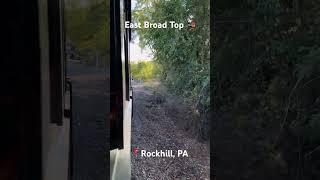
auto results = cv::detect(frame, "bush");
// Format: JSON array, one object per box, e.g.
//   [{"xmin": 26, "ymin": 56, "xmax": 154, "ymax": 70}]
[{"xmin": 131, "ymin": 61, "xmax": 162, "ymax": 81}]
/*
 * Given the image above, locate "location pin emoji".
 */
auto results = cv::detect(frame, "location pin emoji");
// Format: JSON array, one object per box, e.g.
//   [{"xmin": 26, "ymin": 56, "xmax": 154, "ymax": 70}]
[
  {"xmin": 189, "ymin": 19, "xmax": 196, "ymax": 31},
  {"xmin": 133, "ymin": 148, "xmax": 139, "ymax": 156}
]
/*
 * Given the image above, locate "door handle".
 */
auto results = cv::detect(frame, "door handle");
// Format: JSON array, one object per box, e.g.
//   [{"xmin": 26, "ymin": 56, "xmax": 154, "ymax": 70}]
[{"xmin": 64, "ymin": 78, "xmax": 72, "ymax": 119}]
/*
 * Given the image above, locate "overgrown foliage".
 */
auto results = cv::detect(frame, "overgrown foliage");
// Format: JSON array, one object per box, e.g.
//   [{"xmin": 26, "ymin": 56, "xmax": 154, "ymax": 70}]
[
  {"xmin": 134, "ymin": 0, "xmax": 210, "ymax": 138},
  {"xmin": 131, "ymin": 61, "xmax": 162, "ymax": 81},
  {"xmin": 213, "ymin": 0, "xmax": 320, "ymax": 179},
  {"xmin": 65, "ymin": 0, "xmax": 109, "ymax": 63}
]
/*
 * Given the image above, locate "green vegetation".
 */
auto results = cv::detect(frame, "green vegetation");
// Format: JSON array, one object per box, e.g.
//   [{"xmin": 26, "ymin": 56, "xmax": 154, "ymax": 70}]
[
  {"xmin": 134, "ymin": 0, "xmax": 210, "ymax": 138},
  {"xmin": 213, "ymin": 1, "xmax": 320, "ymax": 179},
  {"xmin": 65, "ymin": 0, "xmax": 109, "ymax": 64},
  {"xmin": 131, "ymin": 61, "xmax": 162, "ymax": 81}
]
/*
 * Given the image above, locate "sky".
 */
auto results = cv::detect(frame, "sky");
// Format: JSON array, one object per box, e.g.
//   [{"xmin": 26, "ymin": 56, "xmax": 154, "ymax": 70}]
[
  {"xmin": 130, "ymin": 37, "xmax": 153, "ymax": 62},
  {"xmin": 130, "ymin": 0, "xmax": 154, "ymax": 62}
]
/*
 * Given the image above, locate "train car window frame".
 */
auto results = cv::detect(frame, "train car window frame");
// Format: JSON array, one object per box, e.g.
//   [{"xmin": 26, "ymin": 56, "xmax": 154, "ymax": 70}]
[
  {"xmin": 48, "ymin": 0, "xmax": 65, "ymax": 126},
  {"xmin": 124, "ymin": 0, "xmax": 131, "ymax": 101},
  {"xmin": 110, "ymin": 0, "xmax": 124, "ymax": 150}
]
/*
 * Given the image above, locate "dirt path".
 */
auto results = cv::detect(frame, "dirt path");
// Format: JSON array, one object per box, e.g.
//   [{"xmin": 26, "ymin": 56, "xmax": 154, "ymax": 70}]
[{"xmin": 131, "ymin": 82, "xmax": 210, "ymax": 179}]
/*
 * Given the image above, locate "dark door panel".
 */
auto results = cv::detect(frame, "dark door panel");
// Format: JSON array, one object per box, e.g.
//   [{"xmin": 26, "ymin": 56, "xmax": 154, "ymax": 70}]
[{"xmin": 1, "ymin": 1, "xmax": 42, "ymax": 179}]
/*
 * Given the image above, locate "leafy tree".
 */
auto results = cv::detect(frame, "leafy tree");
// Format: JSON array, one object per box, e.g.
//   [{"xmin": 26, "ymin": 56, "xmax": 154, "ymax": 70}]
[
  {"xmin": 65, "ymin": 0, "xmax": 109, "ymax": 63},
  {"xmin": 131, "ymin": 61, "xmax": 162, "ymax": 81}
]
